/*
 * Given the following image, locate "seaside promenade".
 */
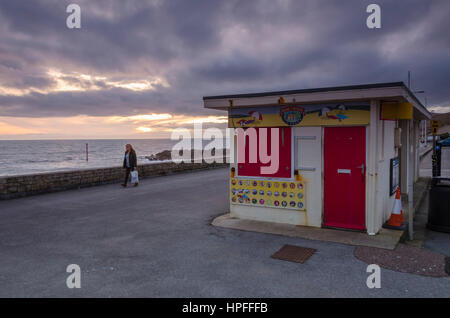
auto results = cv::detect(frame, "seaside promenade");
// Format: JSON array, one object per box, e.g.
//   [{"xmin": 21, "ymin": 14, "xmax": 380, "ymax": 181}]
[{"xmin": 0, "ymin": 167, "xmax": 449, "ymax": 297}]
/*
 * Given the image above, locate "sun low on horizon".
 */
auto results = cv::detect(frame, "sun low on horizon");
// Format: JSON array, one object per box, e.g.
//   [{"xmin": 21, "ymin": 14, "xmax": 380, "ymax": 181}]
[{"xmin": 0, "ymin": 1, "xmax": 449, "ymax": 140}]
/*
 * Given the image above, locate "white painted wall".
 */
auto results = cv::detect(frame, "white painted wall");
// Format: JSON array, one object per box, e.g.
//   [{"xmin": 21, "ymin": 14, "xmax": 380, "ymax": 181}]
[
  {"xmin": 366, "ymin": 101, "xmax": 379, "ymax": 234},
  {"xmin": 414, "ymin": 120, "xmax": 420, "ymax": 182},
  {"xmin": 400, "ymin": 120, "xmax": 410, "ymax": 195},
  {"xmin": 293, "ymin": 127, "xmax": 323, "ymax": 227},
  {"xmin": 230, "ymin": 204, "xmax": 307, "ymax": 225},
  {"xmin": 375, "ymin": 119, "xmax": 397, "ymax": 229}
]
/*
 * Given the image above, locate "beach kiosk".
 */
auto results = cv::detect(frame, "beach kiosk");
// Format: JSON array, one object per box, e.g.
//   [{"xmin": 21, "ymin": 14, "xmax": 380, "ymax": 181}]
[{"xmin": 203, "ymin": 82, "xmax": 432, "ymax": 235}]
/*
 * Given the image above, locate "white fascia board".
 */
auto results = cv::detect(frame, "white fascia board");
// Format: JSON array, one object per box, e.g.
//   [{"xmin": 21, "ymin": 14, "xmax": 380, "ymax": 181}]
[{"xmin": 203, "ymin": 87, "xmax": 406, "ymax": 109}]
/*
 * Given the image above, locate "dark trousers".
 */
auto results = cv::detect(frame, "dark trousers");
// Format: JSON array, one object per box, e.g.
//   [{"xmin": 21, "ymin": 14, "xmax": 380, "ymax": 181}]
[{"xmin": 124, "ymin": 167, "xmax": 131, "ymax": 184}]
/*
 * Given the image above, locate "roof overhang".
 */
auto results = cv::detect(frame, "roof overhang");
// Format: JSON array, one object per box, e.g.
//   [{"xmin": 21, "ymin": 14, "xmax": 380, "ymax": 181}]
[{"xmin": 203, "ymin": 82, "xmax": 432, "ymax": 120}]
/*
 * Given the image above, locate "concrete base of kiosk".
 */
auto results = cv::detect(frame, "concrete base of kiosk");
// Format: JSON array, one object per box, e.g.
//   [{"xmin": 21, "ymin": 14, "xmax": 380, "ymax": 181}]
[{"xmin": 212, "ymin": 213, "xmax": 405, "ymax": 250}]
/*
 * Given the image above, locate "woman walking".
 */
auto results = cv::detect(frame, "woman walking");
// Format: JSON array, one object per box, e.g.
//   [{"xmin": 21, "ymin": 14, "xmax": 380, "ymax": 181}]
[{"xmin": 122, "ymin": 144, "xmax": 138, "ymax": 187}]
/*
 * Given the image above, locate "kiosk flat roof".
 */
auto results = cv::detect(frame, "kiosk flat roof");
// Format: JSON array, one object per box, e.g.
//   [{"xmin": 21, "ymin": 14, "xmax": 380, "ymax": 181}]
[{"xmin": 203, "ymin": 82, "xmax": 431, "ymax": 119}]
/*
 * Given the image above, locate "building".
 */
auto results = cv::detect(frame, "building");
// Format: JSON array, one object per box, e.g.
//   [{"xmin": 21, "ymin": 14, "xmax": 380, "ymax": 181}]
[{"xmin": 203, "ymin": 82, "xmax": 432, "ymax": 235}]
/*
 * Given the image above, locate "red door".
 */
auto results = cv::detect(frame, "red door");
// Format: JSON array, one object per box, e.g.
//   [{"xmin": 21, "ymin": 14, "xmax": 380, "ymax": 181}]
[{"xmin": 324, "ymin": 127, "xmax": 366, "ymax": 230}]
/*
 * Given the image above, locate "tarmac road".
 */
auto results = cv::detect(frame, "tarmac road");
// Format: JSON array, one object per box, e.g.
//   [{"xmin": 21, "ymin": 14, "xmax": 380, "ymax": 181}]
[{"xmin": 0, "ymin": 168, "xmax": 449, "ymax": 297}]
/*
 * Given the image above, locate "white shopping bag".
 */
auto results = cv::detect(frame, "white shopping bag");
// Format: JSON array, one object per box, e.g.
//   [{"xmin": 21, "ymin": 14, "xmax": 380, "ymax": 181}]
[{"xmin": 130, "ymin": 170, "xmax": 139, "ymax": 184}]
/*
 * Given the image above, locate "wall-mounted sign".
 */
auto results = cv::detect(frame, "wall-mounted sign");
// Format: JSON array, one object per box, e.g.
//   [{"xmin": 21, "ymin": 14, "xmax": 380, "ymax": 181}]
[
  {"xmin": 389, "ymin": 157, "xmax": 400, "ymax": 195},
  {"xmin": 228, "ymin": 102, "xmax": 370, "ymax": 128},
  {"xmin": 431, "ymin": 120, "xmax": 441, "ymax": 135},
  {"xmin": 231, "ymin": 178, "xmax": 306, "ymax": 211},
  {"xmin": 381, "ymin": 102, "xmax": 413, "ymax": 120},
  {"xmin": 280, "ymin": 106, "xmax": 306, "ymax": 126}
]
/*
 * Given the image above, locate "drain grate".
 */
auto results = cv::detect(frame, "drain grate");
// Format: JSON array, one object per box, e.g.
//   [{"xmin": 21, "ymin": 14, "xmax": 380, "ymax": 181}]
[{"xmin": 271, "ymin": 244, "xmax": 316, "ymax": 263}]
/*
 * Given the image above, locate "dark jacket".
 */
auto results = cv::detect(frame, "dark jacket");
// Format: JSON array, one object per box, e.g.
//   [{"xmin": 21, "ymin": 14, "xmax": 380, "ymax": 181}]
[{"xmin": 123, "ymin": 150, "xmax": 137, "ymax": 169}]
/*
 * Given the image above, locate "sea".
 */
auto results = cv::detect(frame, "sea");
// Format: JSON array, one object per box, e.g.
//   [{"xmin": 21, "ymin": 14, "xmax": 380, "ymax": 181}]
[{"xmin": 0, "ymin": 139, "xmax": 227, "ymax": 177}]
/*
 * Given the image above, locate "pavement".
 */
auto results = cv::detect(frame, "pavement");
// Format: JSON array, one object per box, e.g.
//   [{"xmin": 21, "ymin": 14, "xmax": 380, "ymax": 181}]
[{"xmin": 0, "ymin": 168, "xmax": 449, "ymax": 297}]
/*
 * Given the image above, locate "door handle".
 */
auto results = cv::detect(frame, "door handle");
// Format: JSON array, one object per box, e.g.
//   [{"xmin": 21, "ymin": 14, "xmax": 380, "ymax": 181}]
[{"xmin": 357, "ymin": 164, "xmax": 365, "ymax": 174}]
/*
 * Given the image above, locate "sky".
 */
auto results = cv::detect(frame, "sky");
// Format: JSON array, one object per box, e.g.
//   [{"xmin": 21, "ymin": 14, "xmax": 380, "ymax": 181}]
[{"xmin": 0, "ymin": 0, "xmax": 449, "ymax": 139}]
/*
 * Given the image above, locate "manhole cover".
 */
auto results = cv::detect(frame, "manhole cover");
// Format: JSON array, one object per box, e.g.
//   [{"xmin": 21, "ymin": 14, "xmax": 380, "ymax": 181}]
[{"xmin": 271, "ymin": 244, "xmax": 316, "ymax": 263}]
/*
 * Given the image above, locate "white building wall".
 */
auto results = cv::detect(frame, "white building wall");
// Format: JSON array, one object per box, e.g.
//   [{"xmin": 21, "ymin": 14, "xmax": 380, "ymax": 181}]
[
  {"xmin": 293, "ymin": 127, "xmax": 323, "ymax": 227},
  {"xmin": 414, "ymin": 120, "xmax": 420, "ymax": 182},
  {"xmin": 375, "ymin": 119, "xmax": 397, "ymax": 228}
]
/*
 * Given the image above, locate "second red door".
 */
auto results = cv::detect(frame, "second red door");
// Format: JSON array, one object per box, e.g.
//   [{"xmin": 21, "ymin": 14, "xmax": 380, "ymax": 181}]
[{"xmin": 324, "ymin": 126, "xmax": 366, "ymax": 230}]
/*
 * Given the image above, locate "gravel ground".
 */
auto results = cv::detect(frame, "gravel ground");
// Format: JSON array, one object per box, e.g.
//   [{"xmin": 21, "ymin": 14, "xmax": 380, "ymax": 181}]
[{"xmin": 354, "ymin": 244, "xmax": 448, "ymax": 277}]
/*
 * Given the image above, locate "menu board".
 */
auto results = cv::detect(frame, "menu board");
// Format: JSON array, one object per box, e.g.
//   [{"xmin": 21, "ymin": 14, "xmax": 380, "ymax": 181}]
[
  {"xmin": 390, "ymin": 157, "xmax": 399, "ymax": 195},
  {"xmin": 230, "ymin": 178, "xmax": 306, "ymax": 211}
]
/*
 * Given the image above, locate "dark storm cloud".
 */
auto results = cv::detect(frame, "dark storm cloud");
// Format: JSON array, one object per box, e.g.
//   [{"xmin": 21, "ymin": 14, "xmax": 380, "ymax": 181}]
[{"xmin": 0, "ymin": 0, "xmax": 449, "ymax": 118}]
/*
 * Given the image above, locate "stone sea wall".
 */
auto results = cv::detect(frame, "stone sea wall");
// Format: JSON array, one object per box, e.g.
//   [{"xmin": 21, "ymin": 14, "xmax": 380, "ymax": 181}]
[{"xmin": 0, "ymin": 160, "xmax": 228, "ymax": 200}]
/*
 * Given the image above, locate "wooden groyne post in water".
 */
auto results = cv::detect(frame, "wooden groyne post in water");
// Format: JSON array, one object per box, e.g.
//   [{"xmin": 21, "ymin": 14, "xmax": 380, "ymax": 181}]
[{"xmin": 86, "ymin": 143, "xmax": 88, "ymax": 161}]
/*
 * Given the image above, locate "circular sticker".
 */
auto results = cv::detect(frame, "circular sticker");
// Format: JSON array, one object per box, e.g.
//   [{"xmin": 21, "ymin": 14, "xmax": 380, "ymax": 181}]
[
  {"xmin": 282, "ymin": 183, "xmax": 287, "ymax": 189},
  {"xmin": 297, "ymin": 202, "xmax": 303, "ymax": 208},
  {"xmin": 231, "ymin": 197, "xmax": 236, "ymax": 202},
  {"xmin": 297, "ymin": 183, "xmax": 303, "ymax": 189},
  {"xmin": 267, "ymin": 182, "xmax": 272, "ymax": 188},
  {"xmin": 282, "ymin": 192, "xmax": 287, "ymax": 197},
  {"xmin": 238, "ymin": 197, "xmax": 244, "ymax": 203},
  {"xmin": 231, "ymin": 179, "xmax": 236, "ymax": 185},
  {"xmin": 259, "ymin": 199, "xmax": 265, "ymax": 205},
  {"xmin": 259, "ymin": 190, "xmax": 264, "ymax": 195},
  {"xmin": 281, "ymin": 201, "xmax": 287, "ymax": 207},
  {"xmin": 238, "ymin": 180, "xmax": 243, "ymax": 185},
  {"xmin": 252, "ymin": 198, "xmax": 257, "ymax": 204},
  {"xmin": 267, "ymin": 191, "xmax": 272, "ymax": 196},
  {"xmin": 297, "ymin": 192, "xmax": 303, "ymax": 199},
  {"xmin": 232, "ymin": 188, "xmax": 237, "ymax": 195},
  {"xmin": 252, "ymin": 181, "xmax": 257, "ymax": 186},
  {"xmin": 260, "ymin": 181, "xmax": 264, "ymax": 187},
  {"xmin": 244, "ymin": 189, "xmax": 250, "ymax": 194},
  {"xmin": 245, "ymin": 180, "xmax": 250, "ymax": 186},
  {"xmin": 290, "ymin": 183, "xmax": 296, "ymax": 189},
  {"xmin": 252, "ymin": 189, "xmax": 257, "ymax": 195},
  {"xmin": 274, "ymin": 182, "xmax": 280, "ymax": 188},
  {"xmin": 290, "ymin": 201, "xmax": 296, "ymax": 207},
  {"xmin": 274, "ymin": 191, "xmax": 280, "ymax": 197},
  {"xmin": 274, "ymin": 200, "xmax": 280, "ymax": 206},
  {"xmin": 289, "ymin": 192, "xmax": 295, "ymax": 198}
]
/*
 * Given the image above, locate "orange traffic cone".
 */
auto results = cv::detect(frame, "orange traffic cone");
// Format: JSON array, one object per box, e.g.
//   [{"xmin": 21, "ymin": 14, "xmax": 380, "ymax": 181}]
[{"xmin": 387, "ymin": 187, "xmax": 405, "ymax": 227}]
